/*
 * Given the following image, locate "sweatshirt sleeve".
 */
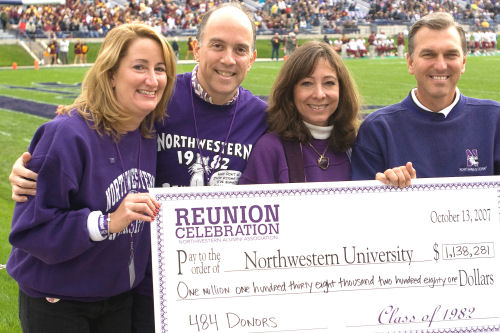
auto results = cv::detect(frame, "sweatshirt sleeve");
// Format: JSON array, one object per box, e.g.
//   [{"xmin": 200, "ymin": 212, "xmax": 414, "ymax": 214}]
[
  {"xmin": 351, "ymin": 120, "xmax": 387, "ymax": 181},
  {"xmin": 9, "ymin": 121, "xmax": 93, "ymax": 265},
  {"xmin": 238, "ymin": 134, "xmax": 289, "ymax": 185}
]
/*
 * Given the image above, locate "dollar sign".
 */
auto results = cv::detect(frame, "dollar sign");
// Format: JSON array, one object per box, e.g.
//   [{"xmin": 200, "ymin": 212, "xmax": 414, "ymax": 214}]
[{"xmin": 433, "ymin": 243, "xmax": 440, "ymax": 261}]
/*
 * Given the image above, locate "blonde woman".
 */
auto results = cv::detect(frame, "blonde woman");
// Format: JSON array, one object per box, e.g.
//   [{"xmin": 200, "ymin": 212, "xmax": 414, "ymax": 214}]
[{"xmin": 7, "ymin": 23, "xmax": 176, "ymax": 332}]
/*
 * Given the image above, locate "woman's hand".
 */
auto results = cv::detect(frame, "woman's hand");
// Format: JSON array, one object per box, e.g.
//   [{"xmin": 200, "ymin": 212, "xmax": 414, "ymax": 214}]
[{"xmin": 109, "ymin": 192, "xmax": 161, "ymax": 233}]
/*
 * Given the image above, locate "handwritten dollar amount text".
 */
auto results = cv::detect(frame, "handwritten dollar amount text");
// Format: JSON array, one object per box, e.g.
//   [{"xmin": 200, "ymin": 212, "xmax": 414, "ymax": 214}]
[{"xmin": 433, "ymin": 242, "xmax": 494, "ymax": 261}]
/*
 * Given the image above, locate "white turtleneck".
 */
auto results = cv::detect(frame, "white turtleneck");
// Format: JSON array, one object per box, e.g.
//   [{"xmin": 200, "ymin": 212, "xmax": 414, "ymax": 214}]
[{"xmin": 303, "ymin": 121, "xmax": 332, "ymax": 139}]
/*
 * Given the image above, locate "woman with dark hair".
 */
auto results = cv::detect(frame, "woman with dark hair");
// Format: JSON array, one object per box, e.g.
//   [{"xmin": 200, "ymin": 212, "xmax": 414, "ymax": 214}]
[
  {"xmin": 239, "ymin": 41, "xmax": 357, "ymax": 184},
  {"xmin": 239, "ymin": 41, "xmax": 414, "ymax": 185}
]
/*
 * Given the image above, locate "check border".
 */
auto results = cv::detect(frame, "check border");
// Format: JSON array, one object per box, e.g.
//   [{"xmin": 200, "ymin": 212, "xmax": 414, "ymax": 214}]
[{"xmin": 152, "ymin": 178, "xmax": 500, "ymax": 332}]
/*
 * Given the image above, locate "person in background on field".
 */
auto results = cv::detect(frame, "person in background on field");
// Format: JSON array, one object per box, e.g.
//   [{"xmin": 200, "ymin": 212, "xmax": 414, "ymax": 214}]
[
  {"xmin": 6, "ymin": 23, "xmax": 176, "ymax": 333},
  {"xmin": 487, "ymin": 30, "xmax": 497, "ymax": 54},
  {"xmin": 81, "ymin": 39, "xmax": 88, "ymax": 64},
  {"xmin": 352, "ymin": 12, "xmax": 500, "ymax": 183},
  {"xmin": 285, "ymin": 31, "xmax": 297, "ymax": 57},
  {"xmin": 26, "ymin": 17, "xmax": 35, "ymax": 40},
  {"xmin": 357, "ymin": 38, "xmax": 367, "ymax": 57},
  {"xmin": 59, "ymin": 36, "xmax": 69, "ymax": 64},
  {"xmin": 472, "ymin": 29, "xmax": 482, "ymax": 55},
  {"xmin": 387, "ymin": 37, "xmax": 397, "ymax": 55},
  {"xmin": 18, "ymin": 17, "xmax": 26, "ymax": 39},
  {"xmin": 74, "ymin": 39, "xmax": 82, "ymax": 64},
  {"xmin": 375, "ymin": 31, "xmax": 387, "ymax": 56},
  {"xmin": 322, "ymin": 34, "xmax": 332, "ymax": 45},
  {"xmin": 271, "ymin": 32, "xmax": 281, "ymax": 61},
  {"xmin": 185, "ymin": 36, "xmax": 194, "ymax": 60},
  {"xmin": 397, "ymin": 32, "xmax": 405, "ymax": 58},
  {"xmin": 347, "ymin": 38, "xmax": 359, "ymax": 58},
  {"xmin": 333, "ymin": 37, "xmax": 342, "ymax": 54},
  {"xmin": 368, "ymin": 31, "xmax": 376, "ymax": 58},
  {"xmin": 0, "ymin": 9, "xmax": 8, "ymax": 32},
  {"xmin": 171, "ymin": 37, "xmax": 179, "ymax": 63},
  {"xmin": 48, "ymin": 38, "xmax": 58, "ymax": 65},
  {"xmin": 465, "ymin": 31, "xmax": 473, "ymax": 54},
  {"xmin": 240, "ymin": 41, "xmax": 415, "ymax": 186}
]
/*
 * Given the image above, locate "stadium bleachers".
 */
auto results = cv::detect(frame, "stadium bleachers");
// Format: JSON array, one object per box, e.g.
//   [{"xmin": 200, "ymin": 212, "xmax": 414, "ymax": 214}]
[{"xmin": 0, "ymin": 0, "xmax": 498, "ymax": 41}]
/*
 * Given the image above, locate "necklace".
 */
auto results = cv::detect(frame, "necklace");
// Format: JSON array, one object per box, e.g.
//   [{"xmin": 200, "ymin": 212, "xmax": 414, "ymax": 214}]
[
  {"xmin": 115, "ymin": 131, "xmax": 141, "ymax": 288},
  {"xmin": 307, "ymin": 141, "xmax": 329, "ymax": 170},
  {"xmin": 190, "ymin": 84, "xmax": 239, "ymax": 185}
]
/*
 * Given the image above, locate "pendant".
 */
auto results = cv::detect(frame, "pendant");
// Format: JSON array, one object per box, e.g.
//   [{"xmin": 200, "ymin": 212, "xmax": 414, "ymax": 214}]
[
  {"xmin": 318, "ymin": 156, "xmax": 329, "ymax": 170},
  {"xmin": 129, "ymin": 241, "xmax": 135, "ymax": 288}
]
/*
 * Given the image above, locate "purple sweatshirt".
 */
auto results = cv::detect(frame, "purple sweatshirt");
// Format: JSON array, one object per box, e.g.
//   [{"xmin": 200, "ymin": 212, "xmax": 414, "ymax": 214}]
[
  {"xmin": 7, "ymin": 112, "xmax": 156, "ymax": 301},
  {"xmin": 135, "ymin": 73, "xmax": 268, "ymax": 297},
  {"xmin": 156, "ymin": 72, "xmax": 268, "ymax": 188},
  {"xmin": 352, "ymin": 94, "xmax": 500, "ymax": 179},
  {"xmin": 239, "ymin": 132, "xmax": 351, "ymax": 184}
]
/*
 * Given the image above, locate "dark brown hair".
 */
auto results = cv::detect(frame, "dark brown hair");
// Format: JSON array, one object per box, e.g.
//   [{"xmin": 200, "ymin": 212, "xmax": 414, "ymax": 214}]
[{"xmin": 267, "ymin": 41, "xmax": 360, "ymax": 152}]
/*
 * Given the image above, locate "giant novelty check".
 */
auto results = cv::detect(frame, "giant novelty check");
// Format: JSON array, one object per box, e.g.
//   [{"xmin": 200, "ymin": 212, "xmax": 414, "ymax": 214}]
[{"xmin": 150, "ymin": 176, "xmax": 500, "ymax": 333}]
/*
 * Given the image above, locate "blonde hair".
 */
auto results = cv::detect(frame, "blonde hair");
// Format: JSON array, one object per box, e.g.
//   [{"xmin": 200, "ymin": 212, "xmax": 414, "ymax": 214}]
[{"xmin": 60, "ymin": 23, "xmax": 176, "ymax": 140}]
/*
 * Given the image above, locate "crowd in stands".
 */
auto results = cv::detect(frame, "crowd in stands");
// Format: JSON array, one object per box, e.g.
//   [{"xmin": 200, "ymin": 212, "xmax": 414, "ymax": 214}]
[
  {"xmin": 366, "ymin": 0, "xmax": 500, "ymax": 28},
  {"xmin": 0, "ymin": 0, "xmax": 498, "ymax": 40}
]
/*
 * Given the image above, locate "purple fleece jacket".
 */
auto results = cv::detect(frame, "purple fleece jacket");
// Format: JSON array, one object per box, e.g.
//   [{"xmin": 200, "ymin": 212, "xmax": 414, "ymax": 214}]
[
  {"xmin": 239, "ymin": 132, "xmax": 351, "ymax": 184},
  {"xmin": 352, "ymin": 94, "xmax": 500, "ymax": 179},
  {"xmin": 156, "ymin": 72, "xmax": 268, "ymax": 188},
  {"xmin": 7, "ymin": 112, "xmax": 156, "ymax": 301}
]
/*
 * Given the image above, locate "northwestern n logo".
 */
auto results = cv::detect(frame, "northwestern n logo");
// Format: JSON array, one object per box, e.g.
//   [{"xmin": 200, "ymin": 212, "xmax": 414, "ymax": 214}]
[{"xmin": 466, "ymin": 149, "xmax": 479, "ymax": 167}]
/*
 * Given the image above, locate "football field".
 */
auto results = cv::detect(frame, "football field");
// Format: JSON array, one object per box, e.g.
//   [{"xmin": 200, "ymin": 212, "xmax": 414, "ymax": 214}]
[
  {"xmin": 0, "ymin": 56, "xmax": 499, "ymax": 332},
  {"xmin": 1, "ymin": 55, "xmax": 500, "ymax": 108}
]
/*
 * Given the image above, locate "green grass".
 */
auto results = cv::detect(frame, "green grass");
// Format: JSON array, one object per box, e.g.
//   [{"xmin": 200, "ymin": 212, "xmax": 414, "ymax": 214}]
[
  {"xmin": 346, "ymin": 56, "xmax": 500, "ymax": 105},
  {"xmin": 0, "ymin": 37, "xmax": 370, "ymax": 65},
  {"xmin": 0, "ymin": 42, "xmax": 103, "ymax": 67},
  {"xmin": 0, "ymin": 67, "xmax": 86, "ymax": 105},
  {"xmin": 0, "ymin": 55, "xmax": 499, "ymax": 332},
  {"xmin": 1, "ymin": 56, "xmax": 499, "ymax": 106},
  {"xmin": 67, "ymin": 42, "xmax": 100, "ymax": 64},
  {"xmin": 0, "ymin": 109, "xmax": 47, "ymax": 333},
  {"xmin": 0, "ymin": 45, "xmax": 34, "ymax": 67},
  {"xmin": 2, "ymin": 35, "xmax": 499, "ymax": 67}
]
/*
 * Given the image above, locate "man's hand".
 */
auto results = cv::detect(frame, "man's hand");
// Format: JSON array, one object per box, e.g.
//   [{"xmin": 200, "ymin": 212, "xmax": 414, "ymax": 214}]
[
  {"xmin": 376, "ymin": 162, "xmax": 416, "ymax": 188},
  {"xmin": 9, "ymin": 152, "xmax": 37, "ymax": 202}
]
